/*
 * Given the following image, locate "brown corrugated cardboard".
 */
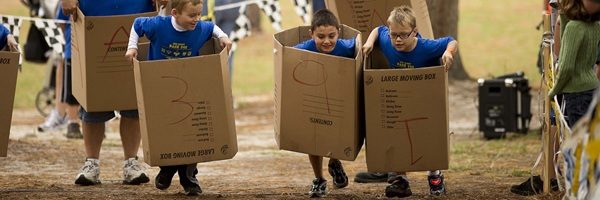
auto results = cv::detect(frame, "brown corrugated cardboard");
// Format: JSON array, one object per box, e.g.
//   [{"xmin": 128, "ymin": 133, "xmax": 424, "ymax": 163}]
[
  {"xmin": 133, "ymin": 39, "xmax": 237, "ymax": 166},
  {"xmin": 273, "ymin": 25, "xmax": 365, "ymax": 161},
  {"xmin": 71, "ymin": 9, "xmax": 155, "ymax": 112},
  {"xmin": 325, "ymin": 0, "xmax": 434, "ymax": 42},
  {"xmin": 0, "ymin": 52, "xmax": 19, "ymax": 157},
  {"xmin": 363, "ymin": 65, "xmax": 449, "ymax": 172}
]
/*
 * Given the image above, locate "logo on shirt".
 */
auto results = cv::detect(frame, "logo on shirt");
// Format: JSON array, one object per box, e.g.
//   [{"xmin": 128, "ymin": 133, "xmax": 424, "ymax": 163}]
[
  {"xmin": 395, "ymin": 61, "xmax": 415, "ymax": 69},
  {"xmin": 161, "ymin": 42, "xmax": 193, "ymax": 58}
]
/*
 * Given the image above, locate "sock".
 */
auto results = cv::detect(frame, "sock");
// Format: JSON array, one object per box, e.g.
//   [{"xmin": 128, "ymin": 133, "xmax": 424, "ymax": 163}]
[{"xmin": 428, "ymin": 170, "xmax": 441, "ymax": 176}]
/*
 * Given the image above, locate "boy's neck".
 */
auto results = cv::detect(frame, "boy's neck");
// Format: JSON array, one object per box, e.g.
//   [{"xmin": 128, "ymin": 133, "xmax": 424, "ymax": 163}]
[
  {"xmin": 402, "ymin": 37, "xmax": 418, "ymax": 52},
  {"xmin": 170, "ymin": 16, "xmax": 187, "ymax": 32}
]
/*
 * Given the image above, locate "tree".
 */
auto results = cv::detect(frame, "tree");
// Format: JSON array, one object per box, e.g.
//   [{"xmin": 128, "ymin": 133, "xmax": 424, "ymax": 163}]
[{"xmin": 426, "ymin": 0, "xmax": 470, "ymax": 80}]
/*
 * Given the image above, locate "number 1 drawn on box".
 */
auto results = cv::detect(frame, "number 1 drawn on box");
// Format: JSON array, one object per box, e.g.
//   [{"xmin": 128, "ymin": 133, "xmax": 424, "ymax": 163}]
[{"xmin": 397, "ymin": 117, "xmax": 428, "ymax": 165}]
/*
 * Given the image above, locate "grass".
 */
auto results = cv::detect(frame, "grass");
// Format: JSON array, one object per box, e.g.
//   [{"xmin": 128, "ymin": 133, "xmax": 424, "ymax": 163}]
[{"xmin": 2, "ymin": 0, "xmax": 543, "ymax": 109}]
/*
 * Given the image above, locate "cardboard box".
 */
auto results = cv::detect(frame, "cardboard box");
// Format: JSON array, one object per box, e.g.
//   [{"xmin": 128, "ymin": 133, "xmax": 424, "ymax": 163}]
[
  {"xmin": 325, "ymin": 0, "xmax": 434, "ymax": 42},
  {"xmin": 273, "ymin": 25, "xmax": 365, "ymax": 161},
  {"xmin": 133, "ymin": 39, "xmax": 237, "ymax": 166},
  {"xmin": 71, "ymin": 9, "xmax": 155, "ymax": 112},
  {"xmin": 0, "ymin": 52, "xmax": 19, "ymax": 157}
]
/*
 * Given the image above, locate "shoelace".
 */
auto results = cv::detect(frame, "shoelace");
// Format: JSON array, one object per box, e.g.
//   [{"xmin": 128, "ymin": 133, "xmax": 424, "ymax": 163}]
[
  {"xmin": 81, "ymin": 161, "xmax": 97, "ymax": 173},
  {"xmin": 125, "ymin": 160, "xmax": 143, "ymax": 171}
]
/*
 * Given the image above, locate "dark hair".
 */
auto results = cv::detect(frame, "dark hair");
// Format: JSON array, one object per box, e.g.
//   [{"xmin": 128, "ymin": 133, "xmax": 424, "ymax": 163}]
[
  {"xmin": 560, "ymin": 0, "xmax": 600, "ymax": 22},
  {"xmin": 310, "ymin": 9, "xmax": 340, "ymax": 31}
]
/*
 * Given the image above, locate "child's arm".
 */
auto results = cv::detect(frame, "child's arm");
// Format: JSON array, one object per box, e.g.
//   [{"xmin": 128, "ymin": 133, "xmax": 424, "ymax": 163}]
[
  {"xmin": 362, "ymin": 27, "xmax": 380, "ymax": 56},
  {"xmin": 61, "ymin": 0, "xmax": 79, "ymax": 21},
  {"xmin": 212, "ymin": 25, "xmax": 232, "ymax": 52},
  {"xmin": 125, "ymin": 25, "xmax": 140, "ymax": 62},
  {"xmin": 6, "ymin": 34, "xmax": 18, "ymax": 52},
  {"xmin": 442, "ymin": 40, "xmax": 458, "ymax": 71}
]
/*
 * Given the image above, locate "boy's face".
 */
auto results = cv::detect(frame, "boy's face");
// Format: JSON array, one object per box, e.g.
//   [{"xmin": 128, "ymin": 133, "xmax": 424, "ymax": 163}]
[
  {"xmin": 310, "ymin": 25, "xmax": 339, "ymax": 54},
  {"xmin": 387, "ymin": 22, "xmax": 416, "ymax": 52},
  {"xmin": 172, "ymin": 2, "xmax": 203, "ymax": 31}
]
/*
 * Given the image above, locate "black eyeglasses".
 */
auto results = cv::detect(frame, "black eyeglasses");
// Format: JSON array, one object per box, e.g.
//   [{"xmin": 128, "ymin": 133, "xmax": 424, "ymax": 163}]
[{"xmin": 389, "ymin": 28, "xmax": 415, "ymax": 40}]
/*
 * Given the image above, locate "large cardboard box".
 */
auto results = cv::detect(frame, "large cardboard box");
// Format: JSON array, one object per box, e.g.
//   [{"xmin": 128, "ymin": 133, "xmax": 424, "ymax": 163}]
[
  {"xmin": 71, "ymin": 9, "xmax": 155, "ymax": 112},
  {"xmin": 133, "ymin": 39, "xmax": 237, "ymax": 166},
  {"xmin": 325, "ymin": 0, "xmax": 433, "ymax": 42},
  {"xmin": 348, "ymin": 0, "xmax": 449, "ymax": 172},
  {"xmin": 273, "ymin": 25, "xmax": 365, "ymax": 161},
  {"xmin": 0, "ymin": 52, "xmax": 19, "ymax": 157}
]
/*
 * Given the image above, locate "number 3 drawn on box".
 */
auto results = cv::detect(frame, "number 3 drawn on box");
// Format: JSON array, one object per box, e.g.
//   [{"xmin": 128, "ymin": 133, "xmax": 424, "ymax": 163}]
[
  {"xmin": 161, "ymin": 75, "xmax": 196, "ymax": 125},
  {"xmin": 397, "ymin": 117, "xmax": 428, "ymax": 165}
]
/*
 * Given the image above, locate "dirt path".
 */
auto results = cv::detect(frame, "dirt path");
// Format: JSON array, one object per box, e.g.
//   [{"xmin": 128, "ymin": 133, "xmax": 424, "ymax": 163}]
[{"xmin": 0, "ymin": 82, "xmax": 560, "ymax": 199}]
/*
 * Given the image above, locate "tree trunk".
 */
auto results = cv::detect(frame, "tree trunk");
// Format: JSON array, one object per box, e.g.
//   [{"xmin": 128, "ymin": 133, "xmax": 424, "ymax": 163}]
[{"xmin": 426, "ymin": 0, "xmax": 470, "ymax": 80}]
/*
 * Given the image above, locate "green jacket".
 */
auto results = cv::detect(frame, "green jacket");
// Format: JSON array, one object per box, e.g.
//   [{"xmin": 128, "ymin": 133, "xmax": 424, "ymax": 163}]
[{"xmin": 549, "ymin": 20, "xmax": 600, "ymax": 97}]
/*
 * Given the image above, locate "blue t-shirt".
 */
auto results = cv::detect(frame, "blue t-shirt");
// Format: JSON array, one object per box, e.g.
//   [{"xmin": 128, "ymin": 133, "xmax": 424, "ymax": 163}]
[
  {"xmin": 294, "ymin": 38, "xmax": 356, "ymax": 58},
  {"xmin": 79, "ymin": 0, "xmax": 154, "ymax": 16},
  {"xmin": 0, "ymin": 25, "xmax": 9, "ymax": 50},
  {"xmin": 377, "ymin": 26, "xmax": 454, "ymax": 69},
  {"xmin": 57, "ymin": 6, "xmax": 71, "ymax": 59},
  {"xmin": 133, "ymin": 16, "xmax": 215, "ymax": 60}
]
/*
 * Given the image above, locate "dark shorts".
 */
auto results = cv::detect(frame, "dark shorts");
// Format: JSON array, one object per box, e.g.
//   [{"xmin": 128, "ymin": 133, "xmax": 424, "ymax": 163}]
[
  {"xmin": 563, "ymin": 89, "xmax": 595, "ymax": 127},
  {"xmin": 61, "ymin": 59, "xmax": 80, "ymax": 106},
  {"xmin": 79, "ymin": 108, "xmax": 139, "ymax": 123}
]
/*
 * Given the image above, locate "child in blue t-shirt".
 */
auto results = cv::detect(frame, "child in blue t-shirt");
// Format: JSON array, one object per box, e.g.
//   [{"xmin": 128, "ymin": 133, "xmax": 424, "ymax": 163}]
[
  {"xmin": 293, "ymin": 9, "xmax": 355, "ymax": 198},
  {"xmin": 362, "ymin": 5, "xmax": 458, "ymax": 198},
  {"xmin": 0, "ymin": 25, "xmax": 19, "ymax": 52},
  {"xmin": 125, "ymin": 0, "xmax": 232, "ymax": 196}
]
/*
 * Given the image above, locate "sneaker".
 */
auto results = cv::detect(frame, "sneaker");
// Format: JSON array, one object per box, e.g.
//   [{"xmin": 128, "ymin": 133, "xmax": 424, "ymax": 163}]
[
  {"xmin": 328, "ymin": 159, "xmax": 348, "ymax": 188},
  {"xmin": 428, "ymin": 172, "xmax": 446, "ymax": 196},
  {"xmin": 65, "ymin": 123, "xmax": 83, "ymax": 139},
  {"xmin": 37, "ymin": 109, "xmax": 67, "ymax": 132},
  {"xmin": 308, "ymin": 178, "xmax": 327, "ymax": 198},
  {"xmin": 510, "ymin": 175, "xmax": 559, "ymax": 196},
  {"xmin": 122, "ymin": 157, "xmax": 150, "ymax": 185},
  {"xmin": 354, "ymin": 172, "xmax": 393, "ymax": 183},
  {"xmin": 184, "ymin": 184, "xmax": 202, "ymax": 196},
  {"xmin": 75, "ymin": 158, "xmax": 101, "ymax": 186},
  {"xmin": 155, "ymin": 168, "xmax": 177, "ymax": 190},
  {"xmin": 385, "ymin": 176, "xmax": 412, "ymax": 198}
]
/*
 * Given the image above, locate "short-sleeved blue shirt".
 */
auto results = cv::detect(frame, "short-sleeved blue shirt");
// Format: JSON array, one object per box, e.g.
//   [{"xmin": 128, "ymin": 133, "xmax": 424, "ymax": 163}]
[
  {"xmin": 294, "ymin": 38, "xmax": 356, "ymax": 58},
  {"xmin": 377, "ymin": 26, "xmax": 454, "ymax": 69},
  {"xmin": 133, "ymin": 16, "xmax": 215, "ymax": 60}
]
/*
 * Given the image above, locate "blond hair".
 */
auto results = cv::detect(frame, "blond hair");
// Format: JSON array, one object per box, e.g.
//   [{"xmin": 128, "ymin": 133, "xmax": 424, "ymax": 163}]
[
  {"xmin": 387, "ymin": 6, "xmax": 416, "ymax": 28},
  {"xmin": 172, "ymin": 0, "xmax": 203, "ymax": 13}
]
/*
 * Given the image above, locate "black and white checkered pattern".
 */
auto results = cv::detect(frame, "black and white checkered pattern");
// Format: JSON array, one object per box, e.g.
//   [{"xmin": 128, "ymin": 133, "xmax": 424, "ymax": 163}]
[
  {"xmin": 1, "ymin": 16, "xmax": 23, "ymax": 44},
  {"xmin": 258, "ymin": 0, "xmax": 282, "ymax": 31},
  {"xmin": 229, "ymin": 4, "xmax": 252, "ymax": 52},
  {"xmin": 293, "ymin": 0, "xmax": 310, "ymax": 25},
  {"xmin": 32, "ymin": 19, "xmax": 65, "ymax": 55}
]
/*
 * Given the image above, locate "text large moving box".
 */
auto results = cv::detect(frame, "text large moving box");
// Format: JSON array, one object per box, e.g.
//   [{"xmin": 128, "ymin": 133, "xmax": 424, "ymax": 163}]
[
  {"xmin": 274, "ymin": 25, "xmax": 365, "ymax": 161},
  {"xmin": 133, "ymin": 39, "xmax": 237, "ymax": 166},
  {"xmin": 0, "ymin": 52, "xmax": 19, "ymax": 157},
  {"xmin": 72, "ymin": 9, "xmax": 155, "ymax": 112}
]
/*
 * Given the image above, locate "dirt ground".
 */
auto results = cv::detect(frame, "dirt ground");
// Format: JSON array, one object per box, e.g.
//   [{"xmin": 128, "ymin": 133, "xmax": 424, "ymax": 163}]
[{"xmin": 0, "ymin": 81, "xmax": 563, "ymax": 199}]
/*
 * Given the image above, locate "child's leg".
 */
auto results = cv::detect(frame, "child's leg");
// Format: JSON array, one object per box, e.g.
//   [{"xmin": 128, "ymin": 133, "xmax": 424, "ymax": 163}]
[
  {"xmin": 177, "ymin": 164, "xmax": 201, "ymax": 195},
  {"xmin": 155, "ymin": 165, "xmax": 178, "ymax": 190},
  {"xmin": 308, "ymin": 155, "xmax": 324, "ymax": 179}
]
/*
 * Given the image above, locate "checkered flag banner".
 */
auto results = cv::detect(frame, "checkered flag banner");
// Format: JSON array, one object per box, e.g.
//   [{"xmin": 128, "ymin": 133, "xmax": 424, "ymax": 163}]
[
  {"xmin": 1, "ymin": 16, "xmax": 24, "ymax": 65},
  {"xmin": 32, "ymin": 19, "xmax": 65, "ymax": 55},
  {"xmin": 258, "ymin": 0, "xmax": 282, "ymax": 31},
  {"xmin": 293, "ymin": 0, "xmax": 310, "ymax": 25},
  {"xmin": 229, "ymin": 4, "xmax": 252, "ymax": 52}
]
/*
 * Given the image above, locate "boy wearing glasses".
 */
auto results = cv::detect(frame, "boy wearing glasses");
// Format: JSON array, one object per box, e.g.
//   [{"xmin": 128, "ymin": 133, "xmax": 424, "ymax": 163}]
[{"xmin": 361, "ymin": 5, "xmax": 458, "ymax": 198}]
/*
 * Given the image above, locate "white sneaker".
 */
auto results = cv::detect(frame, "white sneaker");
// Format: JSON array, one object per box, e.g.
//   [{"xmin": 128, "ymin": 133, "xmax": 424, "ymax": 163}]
[
  {"xmin": 75, "ymin": 158, "xmax": 101, "ymax": 186},
  {"xmin": 37, "ymin": 109, "xmax": 67, "ymax": 132},
  {"xmin": 122, "ymin": 157, "xmax": 150, "ymax": 185}
]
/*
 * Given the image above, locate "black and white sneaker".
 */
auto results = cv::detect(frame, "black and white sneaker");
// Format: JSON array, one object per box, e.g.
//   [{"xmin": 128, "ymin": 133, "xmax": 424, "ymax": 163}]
[
  {"xmin": 385, "ymin": 176, "xmax": 412, "ymax": 198},
  {"xmin": 75, "ymin": 158, "xmax": 101, "ymax": 186},
  {"xmin": 309, "ymin": 178, "xmax": 327, "ymax": 198},
  {"xmin": 328, "ymin": 159, "xmax": 348, "ymax": 188}
]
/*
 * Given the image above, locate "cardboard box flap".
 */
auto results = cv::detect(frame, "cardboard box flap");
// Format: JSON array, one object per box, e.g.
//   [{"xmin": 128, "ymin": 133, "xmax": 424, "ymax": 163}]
[
  {"xmin": 0, "ymin": 51, "xmax": 19, "ymax": 157},
  {"xmin": 326, "ymin": 0, "xmax": 434, "ymax": 40}
]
